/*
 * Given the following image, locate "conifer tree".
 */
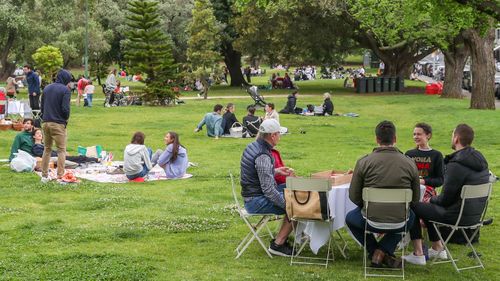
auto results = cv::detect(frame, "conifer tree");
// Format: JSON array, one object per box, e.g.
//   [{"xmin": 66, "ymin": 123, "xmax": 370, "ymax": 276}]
[
  {"xmin": 187, "ymin": 0, "xmax": 221, "ymax": 99},
  {"xmin": 125, "ymin": 0, "xmax": 177, "ymax": 105}
]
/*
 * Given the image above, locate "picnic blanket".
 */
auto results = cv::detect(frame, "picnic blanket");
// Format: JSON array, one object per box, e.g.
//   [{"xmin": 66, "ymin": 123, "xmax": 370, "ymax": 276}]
[{"xmin": 36, "ymin": 162, "xmax": 193, "ymax": 183}]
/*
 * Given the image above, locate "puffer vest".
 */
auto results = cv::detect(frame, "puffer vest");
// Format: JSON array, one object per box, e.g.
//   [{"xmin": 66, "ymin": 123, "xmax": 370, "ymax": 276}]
[{"xmin": 240, "ymin": 139, "xmax": 274, "ymax": 198}]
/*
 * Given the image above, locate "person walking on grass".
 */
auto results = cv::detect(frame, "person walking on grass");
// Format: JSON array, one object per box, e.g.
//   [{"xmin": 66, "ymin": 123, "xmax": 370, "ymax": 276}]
[{"xmin": 40, "ymin": 69, "xmax": 72, "ymax": 182}]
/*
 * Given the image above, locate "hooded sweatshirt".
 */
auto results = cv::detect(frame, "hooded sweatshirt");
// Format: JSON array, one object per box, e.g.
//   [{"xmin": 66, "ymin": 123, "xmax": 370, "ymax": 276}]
[
  {"xmin": 41, "ymin": 70, "xmax": 72, "ymax": 126},
  {"xmin": 157, "ymin": 144, "xmax": 188, "ymax": 179},
  {"xmin": 123, "ymin": 144, "xmax": 153, "ymax": 176},
  {"xmin": 430, "ymin": 146, "xmax": 490, "ymax": 224}
]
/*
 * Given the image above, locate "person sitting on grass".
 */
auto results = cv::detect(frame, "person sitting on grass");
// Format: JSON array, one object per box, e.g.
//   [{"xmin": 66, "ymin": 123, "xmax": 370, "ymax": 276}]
[
  {"xmin": 194, "ymin": 104, "xmax": 223, "ymax": 139},
  {"xmin": 264, "ymin": 103, "xmax": 279, "ymax": 123},
  {"xmin": 240, "ymin": 119, "xmax": 295, "ymax": 256},
  {"xmin": 322, "ymin": 92, "xmax": 334, "ymax": 116},
  {"xmin": 242, "ymin": 106, "xmax": 261, "ymax": 138},
  {"xmin": 222, "ymin": 103, "xmax": 240, "ymax": 135},
  {"xmin": 279, "ymin": 91, "xmax": 298, "ymax": 114},
  {"xmin": 31, "ymin": 128, "xmax": 99, "ymax": 164},
  {"xmin": 123, "ymin": 131, "xmax": 153, "ymax": 181},
  {"xmin": 151, "ymin": 131, "xmax": 188, "ymax": 179},
  {"xmin": 9, "ymin": 119, "xmax": 34, "ymax": 162}
]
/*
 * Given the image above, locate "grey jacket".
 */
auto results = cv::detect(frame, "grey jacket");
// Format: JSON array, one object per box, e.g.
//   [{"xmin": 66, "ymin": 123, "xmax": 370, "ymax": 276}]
[
  {"xmin": 123, "ymin": 144, "xmax": 152, "ymax": 176},
  {"xmin": 349, "ymin": 146, "xmax": 420, "ymax": 224}
]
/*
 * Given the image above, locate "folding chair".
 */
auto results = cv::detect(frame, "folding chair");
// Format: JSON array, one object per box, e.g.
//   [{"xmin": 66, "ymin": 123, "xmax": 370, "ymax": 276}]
[
  {"xmin": 363, "ymin": 188, "xmax": 413, "ymax": 279},
  {"xmin": 229, "ymin": 172, "xmax": 280, "ymax": 259},
  {"xmin": 430, "ymin": 183, "xmax": 492, "ymax": 272},
  {"xmin": 286, "ymin": 177, "xmax": 347, "ymax": 267}
]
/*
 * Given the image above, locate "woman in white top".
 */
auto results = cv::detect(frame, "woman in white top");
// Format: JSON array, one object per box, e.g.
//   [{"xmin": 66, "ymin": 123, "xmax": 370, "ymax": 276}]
[{"xmin": 264, "ymin": 103, "xmax": 279, "ymax": 123}]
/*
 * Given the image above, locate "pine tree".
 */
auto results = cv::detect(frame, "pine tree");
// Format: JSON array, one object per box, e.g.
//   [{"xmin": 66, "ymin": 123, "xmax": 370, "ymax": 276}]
[
  {"xmin": 125, "ymin": 0, "xmax": 177, "ymax": 105},
  {"xmin": 187, "ymin": 0, "xmax": 221, "ymax": 99}
]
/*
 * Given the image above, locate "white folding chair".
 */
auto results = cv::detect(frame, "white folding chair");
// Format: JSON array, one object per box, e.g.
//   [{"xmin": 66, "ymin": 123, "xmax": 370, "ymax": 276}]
[
  {"xmin": 229, "ymin": 172, "xmax": 280, "ymax": 259},
  {"xmin": 362, "ymin": 188, "xmax": 413, "ymax": 279},
  {"xmin": 286, "ymin": 177, "xmax": 347, "ymax": 267},
  {"xmin": 430, "ymin": 183, "xmax": 492, "ymax": 272}
]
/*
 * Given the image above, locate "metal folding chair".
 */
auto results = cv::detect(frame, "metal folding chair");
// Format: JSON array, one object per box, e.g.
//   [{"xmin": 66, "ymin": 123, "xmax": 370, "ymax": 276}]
[
  {"xmin": 286, "ymin": 177, "xmax": 347, "ymax": 267},
  {"xmin": 362, "ymin": 188, "xmax": 413, "ymax": 279},
  {"xmin": 430, "ymin": 183, "xmax": 492, "ymax": 272},
  {"xmin": 229, "ymin": 172, "xmax": 280, "ymax": 259}
]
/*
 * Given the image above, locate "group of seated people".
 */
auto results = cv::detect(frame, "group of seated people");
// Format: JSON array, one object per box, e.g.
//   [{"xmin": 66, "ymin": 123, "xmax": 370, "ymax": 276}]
[
  {"xmin": 123, "ymin": 131, "xmax": 188, "ymax": 181},
  {"xmin": 270, "ymin": 73, "xmax": 295, "ymax": 89},
  {"xmin": 194, "ymin": 101, "xmax": 281, "ymax": 139},
  {"xmin": 279, "ymin": 91, "xmax": 334, "ymax": 116},
  {"xmin": 239, "ymin": 118, "xmax": 491, "ymax": 269}
]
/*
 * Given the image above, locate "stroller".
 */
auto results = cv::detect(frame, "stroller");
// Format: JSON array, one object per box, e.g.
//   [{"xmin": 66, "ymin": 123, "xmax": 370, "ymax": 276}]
[
  {"xmin": 102, "ymin": 84, "xmax": 128, "ymax": 107},
  {"xmin": 246, "ymin": 85, "xmax": 267, "ymax": 108}
]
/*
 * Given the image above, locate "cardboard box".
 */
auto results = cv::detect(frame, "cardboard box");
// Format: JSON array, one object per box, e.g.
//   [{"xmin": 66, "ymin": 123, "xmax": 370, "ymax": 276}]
[{"xmin": 311, "ymin": 170, "xmax": 353, "ymax": 186}]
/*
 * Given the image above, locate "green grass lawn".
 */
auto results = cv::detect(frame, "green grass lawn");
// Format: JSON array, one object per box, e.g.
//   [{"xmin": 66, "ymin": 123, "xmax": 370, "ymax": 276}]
[{"xmin": 0, "ymin": 78, "xmax": 499, "ymax": 280}]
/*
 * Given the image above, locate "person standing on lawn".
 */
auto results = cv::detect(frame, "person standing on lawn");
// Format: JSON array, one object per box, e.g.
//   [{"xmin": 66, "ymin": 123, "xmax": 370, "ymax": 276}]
[
  {"xmin": 40, "ymin": 69, "xmax": 72, "ymax": 182},
  {"xmin": 76, "ymin": 75, "xmax": 88, "ymax": 106},
  {"xmin": 23, "ymin": 65, "xmax": 41, "ymax": 110}
]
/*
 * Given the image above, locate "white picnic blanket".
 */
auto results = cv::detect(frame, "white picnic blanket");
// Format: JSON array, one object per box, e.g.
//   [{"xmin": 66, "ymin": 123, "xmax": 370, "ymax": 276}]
[{"xmin": 72, "ymin": 162, "xmax": 192, "ymax": 183}]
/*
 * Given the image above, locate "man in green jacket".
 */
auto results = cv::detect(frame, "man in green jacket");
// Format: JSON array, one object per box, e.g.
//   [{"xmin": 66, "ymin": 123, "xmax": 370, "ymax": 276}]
[
  {"xmin": 9, "ymin": 119, "xmax": 34, "ymax": 161},
  {"xmin": 346, "ymin": 120, "xmax": 420, "ymax": 268}
]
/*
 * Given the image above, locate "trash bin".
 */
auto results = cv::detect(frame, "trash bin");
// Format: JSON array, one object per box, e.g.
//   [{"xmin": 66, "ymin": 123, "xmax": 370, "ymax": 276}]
[
  {"xmin": 356, "ymin": 78, "xmax": 367, "ymax": 93},
  {"xmin": 389, "ymin": 77, "xmax": 397, "ymax": 92},
  {"xmin": 396, "ymin": 77, "xmax": 405, "ymax": 91},
  {"xmin": 382, "ymin": 77, "xmax": 390, "ymax": 92},
  {"xmin": 374, "ymin": 77, "xmax": 382, "ymax": 92},
  {"xmin": 366, "ymin": 77, "xmax": 374, "ymax": 93}
]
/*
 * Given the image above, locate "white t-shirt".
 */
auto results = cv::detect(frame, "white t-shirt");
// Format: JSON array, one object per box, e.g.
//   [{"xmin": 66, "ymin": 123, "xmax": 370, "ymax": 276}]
[{"xmin": 84, "ymin": 85, "xmax": 95, "ymax": 95}]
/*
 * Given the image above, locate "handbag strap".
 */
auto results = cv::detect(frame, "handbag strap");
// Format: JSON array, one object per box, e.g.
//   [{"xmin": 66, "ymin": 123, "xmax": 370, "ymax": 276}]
[
  {"xmin": 231, "ymin": 122, "xmax": 242, "ymax": 128},
  {"xmin": 293, "ymin": 190, "xmax": 311, "ymax": 205}
]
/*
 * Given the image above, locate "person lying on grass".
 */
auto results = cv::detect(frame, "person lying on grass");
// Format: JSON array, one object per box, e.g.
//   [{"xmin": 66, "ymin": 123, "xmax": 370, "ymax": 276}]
[
  {"xmin": 31, "ymin": 128, "xmax": 99, "ymax": 164},
  {"xmin": 151, "ymin": 131, "xmax": 188, "ymax": 179}
]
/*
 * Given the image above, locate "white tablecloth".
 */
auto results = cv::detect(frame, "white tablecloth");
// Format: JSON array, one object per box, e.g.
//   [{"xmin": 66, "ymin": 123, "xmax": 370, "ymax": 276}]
[{"xmin": 300, "ymin": 184, "xmax": 425, "ymax": 254}]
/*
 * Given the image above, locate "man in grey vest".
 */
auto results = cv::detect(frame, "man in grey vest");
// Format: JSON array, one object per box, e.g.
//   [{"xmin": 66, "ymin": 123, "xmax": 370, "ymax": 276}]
[{"xmin": 240, "ymin": 119, "xmax": 294, "ymax": 256}]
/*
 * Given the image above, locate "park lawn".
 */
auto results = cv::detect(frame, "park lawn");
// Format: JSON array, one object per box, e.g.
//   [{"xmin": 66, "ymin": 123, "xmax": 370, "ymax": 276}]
[{"xmin": 0, "ymin": 82, "xmax": 499, "ymax": 280}]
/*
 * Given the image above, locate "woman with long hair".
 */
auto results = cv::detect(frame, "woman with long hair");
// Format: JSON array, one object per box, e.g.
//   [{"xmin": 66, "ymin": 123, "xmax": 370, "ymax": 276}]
[
  {"xmin": 123, "ymin": 131, "xmax": 153, "ymax": 180},
  {"xmin": 222, "ymin": 103, "xmax": 239, "ymax": 135},
  {"xmin": 153, "ymin": 131, "xmax": 188, "ymax": 178}
]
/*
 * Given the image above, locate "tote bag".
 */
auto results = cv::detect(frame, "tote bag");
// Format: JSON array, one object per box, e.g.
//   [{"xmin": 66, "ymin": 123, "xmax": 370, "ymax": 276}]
[{"xmin": 285, "ymin": 189, "xmax": 329, "ymax": 221}]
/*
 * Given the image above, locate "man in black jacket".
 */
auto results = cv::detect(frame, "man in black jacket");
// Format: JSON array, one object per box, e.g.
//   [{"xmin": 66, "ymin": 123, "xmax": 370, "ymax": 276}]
[
  {"xmin": 404, "ymin": 124, "xmax": 490, "ymax": 266},
  {"xmin": 40, "ymin": 69, "xmax": 72, "ymax": 182}
]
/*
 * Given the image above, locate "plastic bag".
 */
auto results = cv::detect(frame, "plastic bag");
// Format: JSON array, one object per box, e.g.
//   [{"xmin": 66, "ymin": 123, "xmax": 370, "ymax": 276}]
[{"xmin": 10, "ymin": 150, "xmax": 36, "ymax": 172}]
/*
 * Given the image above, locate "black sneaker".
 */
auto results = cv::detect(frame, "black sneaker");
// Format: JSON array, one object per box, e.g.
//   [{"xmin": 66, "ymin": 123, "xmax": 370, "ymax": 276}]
[{"xmin": 268, "ymin": 239, "xmax": 294, "ymax": 257}]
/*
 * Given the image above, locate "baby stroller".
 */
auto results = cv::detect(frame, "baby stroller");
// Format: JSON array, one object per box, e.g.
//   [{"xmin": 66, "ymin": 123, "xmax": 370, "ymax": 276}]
[
  {"xmin": 103, "ymin": 85, "xmax": 128, "ymax": 107},
  {"xmin": 246, "ymin": 85, "xmax": 267, "ymax": 108}
]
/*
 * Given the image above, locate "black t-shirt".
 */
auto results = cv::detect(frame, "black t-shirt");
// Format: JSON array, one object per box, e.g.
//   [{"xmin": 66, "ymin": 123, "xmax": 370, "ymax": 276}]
[
  {"xmin": 242, "ymin": 115, "xmax": 261, "ymax": 136},
  {"xmin": 405, "ymin": 148, "xmax": 444, "ymax": 188},
  {"xmin": 222, "ymin": 111, "xmax": 238, "ymax": 134}
]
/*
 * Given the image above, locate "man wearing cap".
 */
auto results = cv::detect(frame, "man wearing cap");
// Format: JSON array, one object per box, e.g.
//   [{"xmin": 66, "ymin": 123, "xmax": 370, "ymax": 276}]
[{"xmin": 240, "ymin": 119, "xmax": 295, "ymax": 256}]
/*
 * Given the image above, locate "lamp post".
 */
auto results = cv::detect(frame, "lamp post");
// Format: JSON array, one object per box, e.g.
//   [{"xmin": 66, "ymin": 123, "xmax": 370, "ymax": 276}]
[{"xmin": 84, "ymin": 0, "xmax": 89, "ymax": 78}]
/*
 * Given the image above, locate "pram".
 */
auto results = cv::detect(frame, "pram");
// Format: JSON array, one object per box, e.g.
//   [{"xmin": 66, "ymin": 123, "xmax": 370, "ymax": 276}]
[
  {"xmin": 245, "ymin": 85, "xmax": 267, "ymax": 108},
  {"xmin": 102, "ymin": 85, "xmax": 130, "ymax": 107}
]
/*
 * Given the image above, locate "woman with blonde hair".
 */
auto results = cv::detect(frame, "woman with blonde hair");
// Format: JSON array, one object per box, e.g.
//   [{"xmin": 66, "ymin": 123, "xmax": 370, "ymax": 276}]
[{"xmin": 322, "ymin": 92, "xmax": 334, "ymax": 116}]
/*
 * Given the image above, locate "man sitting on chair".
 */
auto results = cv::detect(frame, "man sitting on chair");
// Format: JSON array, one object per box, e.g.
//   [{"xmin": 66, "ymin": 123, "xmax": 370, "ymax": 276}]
[
  {"xmin": 346, "ymin": 120, "xmax": 420, "ymax": 268},
  {"xmin": 403, "ymin": 124, "xmax": 490, "ymax": 265},
  {"xmin": 240, "ymin": 119, "xmax": 295, "ymax": 256}
]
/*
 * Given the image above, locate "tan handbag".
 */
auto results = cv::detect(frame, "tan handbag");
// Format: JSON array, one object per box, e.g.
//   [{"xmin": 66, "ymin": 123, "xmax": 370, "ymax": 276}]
[{"xmin": 285, "ymin": 189, "xmax": 329, "ymax": 220}]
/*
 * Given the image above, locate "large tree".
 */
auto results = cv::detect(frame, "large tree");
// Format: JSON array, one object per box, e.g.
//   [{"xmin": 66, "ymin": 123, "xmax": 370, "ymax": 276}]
[
  {"xmin": 125, "ymin": 0, "xmax": 177, "ymax": 105},
  {"xmin": 187, "ymin": 0, "xmax": 222, "ymax": 99}
]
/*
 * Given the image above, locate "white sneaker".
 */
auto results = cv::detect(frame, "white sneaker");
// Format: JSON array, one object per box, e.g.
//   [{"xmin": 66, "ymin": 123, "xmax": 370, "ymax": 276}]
[
  {"xmin": 403, "ymin": 253, "xmax": 426, "ymax": 265},
  {"xmin": 429, "ymin": 248, "xmax": 448, "ymax": 260},
  {"xmin": 41, "ymin": 177, "xmax": 50, "ymax": 183}
]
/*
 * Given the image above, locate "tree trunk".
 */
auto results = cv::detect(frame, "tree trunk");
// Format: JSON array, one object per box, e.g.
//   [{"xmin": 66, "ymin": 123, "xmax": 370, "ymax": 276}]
[
  {"xmin": 222, "ymin": 43, "xmax": 248, "ymax": 87},
  {"xmin": 442, "ymin": 34, "xmax": 469, "ymax": 99},
  {"xmin": 463, "ymin": 27, "xmax": 496, "ymax": 109},
  {"xmin": 382, "ymin": 59, "xmax": 413, "ymax": 78},
  {"xmin": 0, "ymin": 31, "xmax": 16, "ymax": 80}
]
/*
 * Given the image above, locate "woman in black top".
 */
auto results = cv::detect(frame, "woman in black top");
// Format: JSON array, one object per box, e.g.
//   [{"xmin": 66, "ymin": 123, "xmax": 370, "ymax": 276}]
[
  {"xmin": 222, "ymin": 103, "xmax": 239, "ymax": 135},
  {"xmin": 405, "ymin": 123, "xmax": 444, "ymax": 201},
  {"xmin": 280, "ymin": 91, "xmax": 298, "ymax": 114},
  {"xmin": 322, "ymin": 92, "xmax": 334, "ymax": 115}
]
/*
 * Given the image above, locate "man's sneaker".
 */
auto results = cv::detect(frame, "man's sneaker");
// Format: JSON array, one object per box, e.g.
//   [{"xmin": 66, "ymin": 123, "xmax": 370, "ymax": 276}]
[
  {"xmin": 429, "ymin": 248, "xmax": 448, "ymax": 260},
  {"xmin": 403, "ymin": 253, "xmax": 426, "ymax": 265},
  {"xmin": 268, "ymin": 239, "xmax": 294, "ymax": 257},
  {"xmin": 41, "ymin": 176, "xmax": 51, "ymax": 183}
]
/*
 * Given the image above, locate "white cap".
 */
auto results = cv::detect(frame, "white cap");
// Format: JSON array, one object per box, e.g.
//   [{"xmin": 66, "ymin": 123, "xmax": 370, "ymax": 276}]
[{"xmin": 259, "ymin": 119, "xmax": 281, "ymax": 133}]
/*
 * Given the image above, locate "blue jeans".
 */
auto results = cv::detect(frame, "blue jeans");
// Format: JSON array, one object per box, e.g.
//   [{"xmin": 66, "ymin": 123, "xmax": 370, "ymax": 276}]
[
  {"xmin": 87, "ymin": 94, "xmax": 93, "ymax": 107},
  {"xmin": 126, "ymin": 148, "xmax": 153, "ymax": 180},
  {"xmin": 244, "ymin": 183, "xmax": 286, "ymax": 215},
  {"xmin": 346, "ymin": 207, "xmax": 415, "ymax": 256}
]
